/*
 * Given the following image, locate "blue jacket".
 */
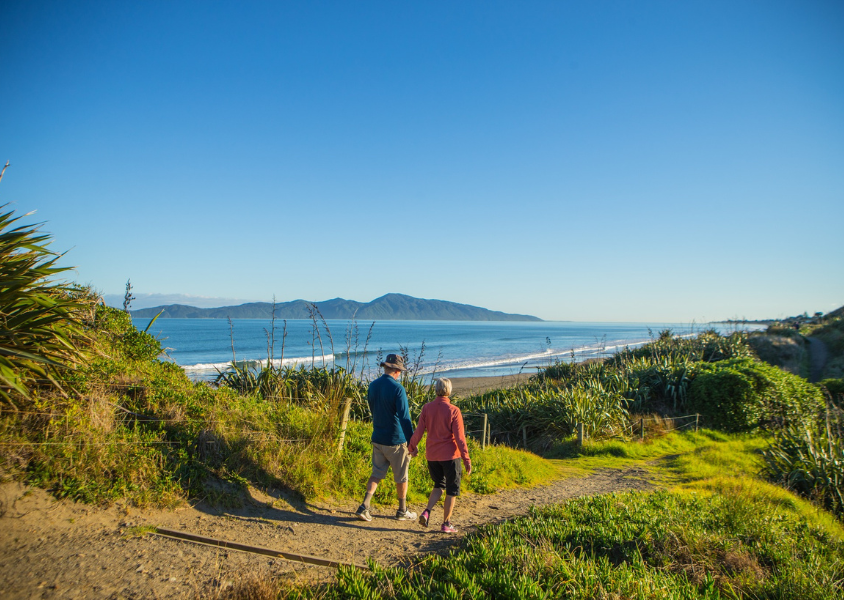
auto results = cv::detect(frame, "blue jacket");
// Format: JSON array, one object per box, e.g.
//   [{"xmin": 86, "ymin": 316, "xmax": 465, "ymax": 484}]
[{"xmin": 368, "ymin": 374, "xmax": 414, "ymax": 446}]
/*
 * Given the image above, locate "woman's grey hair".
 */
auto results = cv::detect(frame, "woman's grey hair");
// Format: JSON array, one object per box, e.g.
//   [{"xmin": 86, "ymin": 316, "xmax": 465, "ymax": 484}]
[{"xmin": 435, "ymin": 378, "xmax": 453, "ymax": 397}]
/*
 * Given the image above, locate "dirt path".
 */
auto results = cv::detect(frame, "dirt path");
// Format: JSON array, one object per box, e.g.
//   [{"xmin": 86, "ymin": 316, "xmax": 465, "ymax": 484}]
[
  {"xmin": 0, "ymin": 466, "xmax": 653, "ymax": 599},
  {"xmin": 807, "ymin": 336, "xmax": 828, "ymax": 383}
]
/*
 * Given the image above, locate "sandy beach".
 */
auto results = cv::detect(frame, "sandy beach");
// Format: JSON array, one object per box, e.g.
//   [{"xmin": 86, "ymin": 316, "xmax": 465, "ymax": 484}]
[{"xmin": 448, "ymin": 373, "xmax": 533, "ymax": 397}]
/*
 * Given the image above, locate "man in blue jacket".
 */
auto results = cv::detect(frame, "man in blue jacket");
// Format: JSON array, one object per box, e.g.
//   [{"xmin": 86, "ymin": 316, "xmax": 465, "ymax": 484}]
[{"xmin": 355, "ymin": 353, "xmax": 417, "ymax": 522}]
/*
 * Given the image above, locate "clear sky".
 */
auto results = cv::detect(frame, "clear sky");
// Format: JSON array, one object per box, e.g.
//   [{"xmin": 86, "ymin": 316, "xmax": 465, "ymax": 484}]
[{"xmin": 2, "ymin": 1, "xmax": 842, "ymax": 322}]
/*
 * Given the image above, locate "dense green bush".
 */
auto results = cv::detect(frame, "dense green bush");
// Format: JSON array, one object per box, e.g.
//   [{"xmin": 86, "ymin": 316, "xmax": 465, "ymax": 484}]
[
  {"xmin": 533, "ymin": 330, "xmax": 754, "ymax": 417},
  {"xmin": 690, "ymin": 358, "xmax": 825, "ymax": 432}
]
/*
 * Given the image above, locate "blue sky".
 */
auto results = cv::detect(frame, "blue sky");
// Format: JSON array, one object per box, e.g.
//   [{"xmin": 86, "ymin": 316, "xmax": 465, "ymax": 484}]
[{"xmin": 1, "ymin": 1, "xmax": 842, "ymax": 321}]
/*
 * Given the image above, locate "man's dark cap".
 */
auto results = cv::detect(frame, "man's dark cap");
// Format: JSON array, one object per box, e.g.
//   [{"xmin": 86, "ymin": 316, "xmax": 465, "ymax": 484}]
[{"xmin": 380, "ymin": 354, "xmax": 406, "ymax": 371}]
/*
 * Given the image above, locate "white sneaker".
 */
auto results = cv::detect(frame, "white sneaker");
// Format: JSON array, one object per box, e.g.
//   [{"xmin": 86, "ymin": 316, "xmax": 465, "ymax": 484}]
[{"xmin": 395, "ymin": 509, "xmax": 417, "ymax": 521}]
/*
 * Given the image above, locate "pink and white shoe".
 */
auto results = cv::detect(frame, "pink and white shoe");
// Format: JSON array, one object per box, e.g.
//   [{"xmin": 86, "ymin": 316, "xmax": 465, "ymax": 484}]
[{"xmin": 441, "ymin": 522, "xmax": 457, "ymax": 533}]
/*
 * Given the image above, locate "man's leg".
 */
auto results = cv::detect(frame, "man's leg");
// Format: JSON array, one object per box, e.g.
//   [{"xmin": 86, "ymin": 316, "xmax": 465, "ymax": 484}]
[
  {"xmin": 362, "ymin": 476, "xmax": 379, "ymax": 508},
  {"xmin": 358, "ymin": 444, "xmax": 389, "ymax": 521},
  {"xmin": 396, "ymin": 481, "xmax": 408, "ymax": 513},
  {"xmin": 391, "ymin": 445, "xmax": 416, "ymax": 519}
]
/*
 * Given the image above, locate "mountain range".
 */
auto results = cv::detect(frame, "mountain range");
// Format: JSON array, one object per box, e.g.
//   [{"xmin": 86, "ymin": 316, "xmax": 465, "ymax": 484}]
[{"xmin": 130, "ymin": 293, "xmax": 541, "ymax": 321}]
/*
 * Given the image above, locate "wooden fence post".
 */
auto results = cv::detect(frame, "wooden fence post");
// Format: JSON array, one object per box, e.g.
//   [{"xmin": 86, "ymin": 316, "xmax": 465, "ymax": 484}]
[
  {"xmin": 482, "ymin": 413, "xmax": 488, "ymax": 450},
  {"xmin": 640, "ymin": 417, "xmax": 645, "ymax": 441},
  {"xmin": 695, "ymin": 413, "xmax": 699, "ymax": 433},
  {"xmin": 576, "ymin": 423, "xmax": 585, "ymax": 448},
  {"xmin": 522, "ymin": 425, "xmax": 528, "ymax": 449},
  {"xmin": 337, "ymin": 397, "xmax": 353, "ymax": 455},
  {"xmin": 486, "ymin": 417, "xmax": 491, "ymax": 449}
]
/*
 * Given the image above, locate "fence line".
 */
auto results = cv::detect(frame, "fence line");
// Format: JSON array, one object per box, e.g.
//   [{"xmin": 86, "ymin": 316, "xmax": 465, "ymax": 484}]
[{"xmin": 0, "ymin": 434, "xmax": 313, "ymax": 448}]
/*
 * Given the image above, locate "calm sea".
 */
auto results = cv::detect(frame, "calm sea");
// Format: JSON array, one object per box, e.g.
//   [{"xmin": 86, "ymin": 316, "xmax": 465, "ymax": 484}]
[{"xmin": 134, "ymin": 318, "xmax": 761, "ymax": 381}]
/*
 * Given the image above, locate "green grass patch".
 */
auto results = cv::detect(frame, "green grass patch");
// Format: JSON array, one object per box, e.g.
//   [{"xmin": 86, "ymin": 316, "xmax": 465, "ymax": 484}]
[
  {"xmin": 285, "ymin": 488, "xmax": 844, "ymax": 599},
  {"xmin": 545, "ymin": 429, "xmax": 743, "ymax": 476}
]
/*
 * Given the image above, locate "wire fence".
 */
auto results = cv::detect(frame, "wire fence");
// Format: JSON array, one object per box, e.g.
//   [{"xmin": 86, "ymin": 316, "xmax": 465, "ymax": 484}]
[{"xmin": 1, "ymin": 403, "xmax": 702, "ymax": 451}]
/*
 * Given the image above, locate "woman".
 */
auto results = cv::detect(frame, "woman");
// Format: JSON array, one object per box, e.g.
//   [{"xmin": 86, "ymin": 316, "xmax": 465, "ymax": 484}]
[{"xmin": 408, "ymin": 377, "xmax": 472, "ymax": 533}]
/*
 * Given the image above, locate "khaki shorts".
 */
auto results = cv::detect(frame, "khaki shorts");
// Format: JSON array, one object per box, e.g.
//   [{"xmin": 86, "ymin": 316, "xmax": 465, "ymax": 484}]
[{"xmin": 371, "ymin": 442, "xmax": 410, "ymax": 483}]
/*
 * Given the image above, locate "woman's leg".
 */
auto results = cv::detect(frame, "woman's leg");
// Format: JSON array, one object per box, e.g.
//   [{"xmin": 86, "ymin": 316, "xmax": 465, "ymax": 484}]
[
  {"xmin": 426, "ymin": 487, "xmax": 443, "ymax": 512},
  {"xmin": 442, "ymin": 495, "xmax": 457, "ymax": 523},
  {"xmin": 442, "ymin": 459, "xmax": 462, "ymax": 524}
]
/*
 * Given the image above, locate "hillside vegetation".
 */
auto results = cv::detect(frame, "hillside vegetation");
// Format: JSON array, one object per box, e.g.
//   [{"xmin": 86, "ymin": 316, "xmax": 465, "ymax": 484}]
[{"xmin": 1, "ymin": 305, "xmax": 554, "ymax": 506}]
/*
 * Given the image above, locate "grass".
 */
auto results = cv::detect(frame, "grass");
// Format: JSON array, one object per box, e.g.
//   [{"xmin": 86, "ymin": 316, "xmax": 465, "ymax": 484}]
[
  {"xmin": 257, "ymin": 431, "xmax": 843, "ymax": 600},
  {"xmin": 280, "ymin": 489, "xmax": 843, "ymax": 599},
  {"xmin": 543, "ymin": 428, "xmax": 757, "ymax": 477}
]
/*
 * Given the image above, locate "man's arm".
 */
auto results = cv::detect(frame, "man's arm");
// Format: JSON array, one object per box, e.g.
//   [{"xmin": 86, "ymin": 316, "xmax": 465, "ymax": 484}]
[{"xmin": 396, "ymin": 387, "xmax": 414, "ymax": 444}]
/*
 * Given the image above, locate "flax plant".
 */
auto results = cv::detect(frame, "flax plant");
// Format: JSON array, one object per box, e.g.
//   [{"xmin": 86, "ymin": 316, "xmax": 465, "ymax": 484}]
[
  {"xmin": 0, "ymin": 200, "xmax": 91, "ymax": 406},
  {"xmin": 763, "ymin": 407, "xmax": 844, "ymax": 517}
]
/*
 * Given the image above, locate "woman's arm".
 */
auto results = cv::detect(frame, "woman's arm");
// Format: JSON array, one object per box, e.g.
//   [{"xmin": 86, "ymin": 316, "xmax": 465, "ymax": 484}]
[
  {"xmin": 452, "ymin": 408, "xmax": 471, "ymax": 471},
  {"xmin": 408, "ymin": 405, "xmax": 427, "ymax": 456}
]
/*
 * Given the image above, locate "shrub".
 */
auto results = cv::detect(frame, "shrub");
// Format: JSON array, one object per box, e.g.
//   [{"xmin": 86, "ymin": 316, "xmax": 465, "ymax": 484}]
[
  {"xmin": 533, "ymin": 330, "xmax": 755, "ymax": 416},
  {"xmin": 457, "ymin": 386, "xmax": 629, "ymax": 445},
  {"xmin": 690, "ymin": 358, "xmax": 825, "ymax": 432},
  {"xmin": 762, "ymin": 412, "xmax": 844, "ymax": 517}
]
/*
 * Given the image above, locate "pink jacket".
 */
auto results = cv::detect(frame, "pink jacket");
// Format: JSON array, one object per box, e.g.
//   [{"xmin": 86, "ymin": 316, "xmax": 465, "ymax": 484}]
[{"xmin": 409, "ymin": 397, "xmax": 471, "ymax": 465}]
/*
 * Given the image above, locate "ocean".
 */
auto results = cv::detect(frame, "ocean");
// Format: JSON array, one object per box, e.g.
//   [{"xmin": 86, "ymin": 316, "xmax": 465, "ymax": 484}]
[{"xmin": 134, "ymin": 318, "xmax": 760, "ymax": 381}]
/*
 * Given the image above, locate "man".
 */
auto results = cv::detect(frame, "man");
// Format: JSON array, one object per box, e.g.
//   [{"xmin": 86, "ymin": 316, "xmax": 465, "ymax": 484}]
[{"xmin": 355, "ymin": 353, "xmax": 417, "ymax": 522}]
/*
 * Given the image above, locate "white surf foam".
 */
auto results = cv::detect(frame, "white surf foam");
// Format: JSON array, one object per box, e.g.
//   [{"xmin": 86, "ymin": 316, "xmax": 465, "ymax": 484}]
[
  {"xmin": 425, "ymin": 337, "xmax": 659, "ymax": 375},
  {"xmin": 182, "ymin": 353, "xmax": 336, "ymax": 373}
]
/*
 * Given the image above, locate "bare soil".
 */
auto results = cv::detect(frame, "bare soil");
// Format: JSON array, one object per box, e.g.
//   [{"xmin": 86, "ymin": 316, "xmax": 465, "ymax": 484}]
[{"xmin": 0, "ymin": 466, "xmax": 653, "ymax": 599}]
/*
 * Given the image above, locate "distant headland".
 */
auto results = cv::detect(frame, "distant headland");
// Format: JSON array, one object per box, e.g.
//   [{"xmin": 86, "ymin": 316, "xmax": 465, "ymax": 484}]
[{"xmin": 130, "ymin": 293, "xmax": 543, "ymax": 322}]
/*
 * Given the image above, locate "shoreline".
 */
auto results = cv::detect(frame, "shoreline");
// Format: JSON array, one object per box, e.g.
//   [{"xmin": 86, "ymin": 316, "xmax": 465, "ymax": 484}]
[{"xmin": 448, "ymin": 373, "xmax": 533, "ymax": 397}]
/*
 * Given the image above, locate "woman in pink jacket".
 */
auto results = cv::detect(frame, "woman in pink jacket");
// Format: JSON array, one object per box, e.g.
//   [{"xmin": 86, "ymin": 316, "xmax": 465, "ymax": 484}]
[{"xmin": 408, "ymin": 378, "xmax": 472, "ymax": 533}]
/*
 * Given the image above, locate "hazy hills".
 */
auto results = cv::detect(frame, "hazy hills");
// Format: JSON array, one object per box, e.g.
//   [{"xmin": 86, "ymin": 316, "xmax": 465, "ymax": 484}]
[{"xmin": 130, "ymin": 293, "xmax": 541, "ymax": 322}]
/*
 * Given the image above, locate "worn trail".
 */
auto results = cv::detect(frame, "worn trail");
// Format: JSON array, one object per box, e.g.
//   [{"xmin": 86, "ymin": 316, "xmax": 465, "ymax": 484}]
[
  {"xmin": 0, "ymin": 466, "xmax": 654, "ymax": 599},
  {"xmin": 807, "ymin": 337, "xmax": 828, "ymax": 383}
]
